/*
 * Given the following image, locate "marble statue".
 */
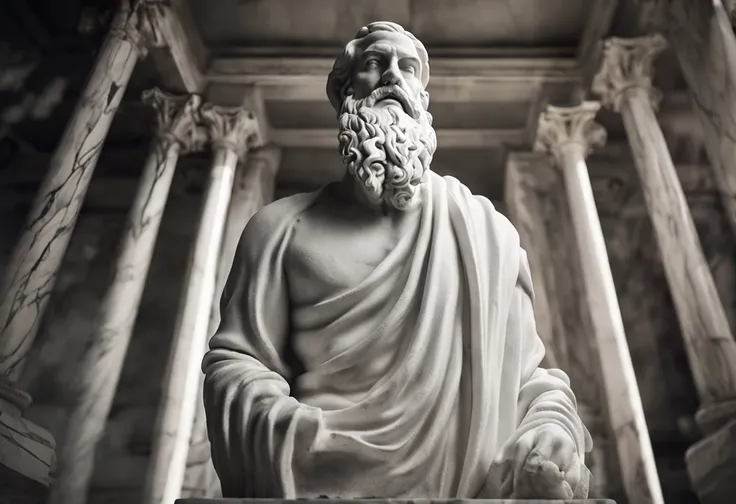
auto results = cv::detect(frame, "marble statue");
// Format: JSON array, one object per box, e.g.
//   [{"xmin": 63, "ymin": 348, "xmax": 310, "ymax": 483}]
[{"xmin": 202, "ymin": 21, "xmax": 592, "ymax": 500}]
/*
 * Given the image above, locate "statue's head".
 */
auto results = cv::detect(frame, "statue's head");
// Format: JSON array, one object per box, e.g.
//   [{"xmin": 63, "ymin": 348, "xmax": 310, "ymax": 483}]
[{"xmin": 327, "ymin": 22, "xmax": 437, "ymax": 210}]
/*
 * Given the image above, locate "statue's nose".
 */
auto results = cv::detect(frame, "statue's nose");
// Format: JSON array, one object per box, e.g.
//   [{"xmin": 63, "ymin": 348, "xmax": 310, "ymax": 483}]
[{"xmin": 381, "ymin": 62, "xmax": 402, "ymax": 86}]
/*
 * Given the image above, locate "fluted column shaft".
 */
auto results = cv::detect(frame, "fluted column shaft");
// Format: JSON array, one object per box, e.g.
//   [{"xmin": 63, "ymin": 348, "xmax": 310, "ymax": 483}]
[
  {"xmin": 0, "ymin": 0, "xmax": 156, "ymax": 383},
  {"xmin": 594, "ymin": 35, "xmax": 736, "ymax": 411},
  {"xmin": 143, "ymin": 105, "xmax": 260, "ymax": 504},
  {"xmin": 49, "ymin": 89, "xmax": 202, "ymax": 504},
  {"xmin": 535, "ymin": 103, "xmax": 664, "ymax": 504}
]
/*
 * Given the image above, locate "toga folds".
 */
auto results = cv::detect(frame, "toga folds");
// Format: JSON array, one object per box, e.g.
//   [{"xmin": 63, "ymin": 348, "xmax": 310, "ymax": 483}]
[{"xmin": 202, "ymin": 172, "xmax": 591, "ymax": 498}]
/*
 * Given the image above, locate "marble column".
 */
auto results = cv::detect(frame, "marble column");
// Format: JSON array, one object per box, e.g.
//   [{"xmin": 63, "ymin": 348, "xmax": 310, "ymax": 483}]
[
  {"xmin": 593, "ymin": 35, "xmax": 736, "ymax": 504},
  {"xmin": 641, "ymin": 0, "xmax": 736, "ymax": 238},
  {"xmin": 0, "ymin": 1, "xmax": 159, "ymax": 499},
  {"xmin": 505, "ymin": 152, "xmax": 614, "ymax": 498},
  {"xmin": 182, "ymin": 146, "xmax": 281, "ymax": 499},
  {"xmin": 48, "ymin": 89, "xmax": 202, "ymax": 504},
  {"xmin": 143, "ymin": 104, "xmax": 260, "ymax": 504},
  {"xmin": 535, "ymin": 102, "xmax": 664, "ymax": 504}
]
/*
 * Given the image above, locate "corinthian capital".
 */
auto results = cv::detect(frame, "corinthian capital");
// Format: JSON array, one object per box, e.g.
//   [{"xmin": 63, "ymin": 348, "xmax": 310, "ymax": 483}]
[
  {"xmin": 142, "ymin": 87, "xmax": 203, "ymax": 153},
  {"xmin": 200, "ymin": 104, "xmax": 261, "ymax": 159},
  {"xmin": 592, "ymin": 35, "xmax": 668, "ymax": 112},
  {"xmin": 534, "ymin": 102, "xmax": 607, "ymax": 165},
  {"xmin": 110, "ymin": 1, "xmax": 167, "ymax": 56}
]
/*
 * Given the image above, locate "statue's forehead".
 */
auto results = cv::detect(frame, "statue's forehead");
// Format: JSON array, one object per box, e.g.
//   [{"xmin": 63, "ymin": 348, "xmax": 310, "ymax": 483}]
[{"xmin": 356, "ymin": 31, "xmax": 419, "ymax": 59}]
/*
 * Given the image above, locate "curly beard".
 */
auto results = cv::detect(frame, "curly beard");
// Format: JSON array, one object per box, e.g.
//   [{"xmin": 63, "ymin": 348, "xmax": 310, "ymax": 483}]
[{"xmin": 337, "ymin": 87, "xmax": 437, "ymax": 210}]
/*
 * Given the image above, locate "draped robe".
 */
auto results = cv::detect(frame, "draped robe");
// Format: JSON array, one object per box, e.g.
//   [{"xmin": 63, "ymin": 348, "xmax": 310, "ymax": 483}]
[{"xmin": 203, "ymin": 172, "xmax": 591, "ymax": 498}]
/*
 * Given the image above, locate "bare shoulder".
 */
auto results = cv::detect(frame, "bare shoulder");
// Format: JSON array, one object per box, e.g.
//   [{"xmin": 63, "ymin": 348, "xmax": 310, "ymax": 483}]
[{"xmin": 238, "ymin": 193, "xmax": 315, "ymax": 258}]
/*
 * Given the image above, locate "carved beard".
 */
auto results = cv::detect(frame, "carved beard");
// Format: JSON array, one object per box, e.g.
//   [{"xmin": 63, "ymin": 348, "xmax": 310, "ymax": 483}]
[{"xmin": 337, "ymin": 86, "xmax": 437, "ymax": 210}]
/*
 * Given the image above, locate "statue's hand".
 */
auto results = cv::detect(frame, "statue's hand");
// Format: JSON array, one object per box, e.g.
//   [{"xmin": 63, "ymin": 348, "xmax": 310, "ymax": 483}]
[{"xmin": 492, "ymin": 423, "xmax": 582, "ymax": 499}]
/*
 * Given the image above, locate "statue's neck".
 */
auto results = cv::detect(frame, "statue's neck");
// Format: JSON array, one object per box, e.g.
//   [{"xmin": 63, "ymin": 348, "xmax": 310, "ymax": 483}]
[{"xmin": 332, "ymin": 172, "xmax": 391, "ymax": 215}]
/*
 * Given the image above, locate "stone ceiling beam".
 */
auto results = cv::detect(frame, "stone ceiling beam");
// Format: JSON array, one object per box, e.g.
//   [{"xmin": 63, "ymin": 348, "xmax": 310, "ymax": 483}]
[
  {"xmin": 576, "ymin": 0, "xmax": 619, "ymax": 95},
  {"xmin": 207, "ymin": 55, "xmax": 580, "ymax": 103},
  {"xmin": 148, "ymin": 0, "xmax": 207, "ymax": 93}
]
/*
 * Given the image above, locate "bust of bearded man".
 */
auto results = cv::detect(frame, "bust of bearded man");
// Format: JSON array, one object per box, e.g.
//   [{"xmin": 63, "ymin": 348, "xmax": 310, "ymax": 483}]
[{"xmin": 203, "ymin": 21, "xmax": 593, "ymax": 500}]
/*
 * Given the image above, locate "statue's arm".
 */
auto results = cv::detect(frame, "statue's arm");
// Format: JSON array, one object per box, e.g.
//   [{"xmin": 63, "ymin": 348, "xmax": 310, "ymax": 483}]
[{"xmin": 201, "ymin": 205, "xmax": 319, "ymax": 497}]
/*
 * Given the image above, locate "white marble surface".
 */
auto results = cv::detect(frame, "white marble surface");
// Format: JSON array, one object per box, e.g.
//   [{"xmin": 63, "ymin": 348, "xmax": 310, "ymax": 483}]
[
  {"xmin": 595, "ymin": 34, "xmax": 736, "ymax": 504},
  {"xmin": 182, "ymin": 146, "xmax": 280, "ymax": 500},
  {"xmin": 0, "ymin": 2, "xmax": 147, "ymax": 384},
  {"xmin": 48, "ymin": 90, "xmax": 202, "ymax": 504},
  {"xmin": 505, "ymin": 152, "xmax": 611, "ymax": 498},
  {"xmin": 594, "ymin": 35, "xmax": 736, "ymax": 407},
  {"xmin": 143, "ymin": 105, "xmax": 260, "ymax": 504},
  {"xmin": 661, "ymin": 0, "xmax": 736, "ymax": 239},
  {"xmin": 0, "ymin": 393, "xmax": 55, "ymax": 487},
  {"xmin": 535, "ymin": 103, "xmax": 664, "ymax": 504},
  {"xmin": 0, "ymin": 2, "xmax": 158, "ymax": 495}
]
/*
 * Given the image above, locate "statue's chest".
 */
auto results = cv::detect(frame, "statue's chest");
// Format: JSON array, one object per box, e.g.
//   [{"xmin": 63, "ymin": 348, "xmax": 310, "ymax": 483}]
[{"xmin": 284, "ymin": 210, "xmax": 399, "ymax": 306}]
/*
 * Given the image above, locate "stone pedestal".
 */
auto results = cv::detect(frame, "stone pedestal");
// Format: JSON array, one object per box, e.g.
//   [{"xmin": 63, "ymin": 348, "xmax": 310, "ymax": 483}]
[{"xmin": 176, "ymin": 500, "xmax": 616, "ymax": 504}]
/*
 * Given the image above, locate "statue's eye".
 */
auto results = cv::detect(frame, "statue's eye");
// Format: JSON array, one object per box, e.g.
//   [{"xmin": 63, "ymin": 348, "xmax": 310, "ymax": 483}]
[
  {"xmin": 365, "ymin": 59, "xmax": 380, "ymax": 70},
  {"xmin": 401, "ymin": 64, "xmax": 416, "ymax": 75}
]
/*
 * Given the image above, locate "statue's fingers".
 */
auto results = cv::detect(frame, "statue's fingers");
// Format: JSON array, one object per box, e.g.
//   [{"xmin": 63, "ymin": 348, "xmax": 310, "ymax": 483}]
[
  {"xmin": 528, "ymin": 427, "xmax": 558, "ymax": 461},
  {"xmin": 511, "ymin": 430, "xmax": 536, "ymax": 490},
  {"xmin": 547, "ymin": 434, "xmax": 576, "ymax": 473},
  {"xmin": 563, "ymin": 453, "xmax": 583, "ymax": 492}
]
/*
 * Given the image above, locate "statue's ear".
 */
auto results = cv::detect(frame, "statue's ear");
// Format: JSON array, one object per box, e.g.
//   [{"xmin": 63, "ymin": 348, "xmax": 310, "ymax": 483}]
[{"xmin": 420, "ymin": 90, "xmax": 430, "ymax": 111}]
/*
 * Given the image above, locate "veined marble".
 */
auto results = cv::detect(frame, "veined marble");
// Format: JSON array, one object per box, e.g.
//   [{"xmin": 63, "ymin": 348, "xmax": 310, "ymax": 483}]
[
  {"xmin": 0, "ymin": 1, "xmax": 154, "ymax": 383},
  {"xmin": 505, "ymin": 152, "xmax": 612, "ymax": 498},
  {"xmin": 594, "ymin": 35, "xmax": 736, "ymax": 407},
  {"xmin": 534, "ymin": 103, "xmax": 663, "ymax": 504},
  {"xmin": 143, "ymin": 104, "xmax": 260, "ymax": 504},
  {"xmin": 0, "ymin": 2, "xmax": 160, "ymax": 498},
  {"xmin": 646, "ymin": 0, "xmax": 736, "ymax": 239},
  {"xmin": 48, "ymin": 89, "xmax": 203, "ymax": 504},
  {"xmin": 594, "ymin": 34, "xmax": 736, "ymax": 504},
  {"xmin": 183, "ymin": 147, "xmax": 280, "ymax": 500}
]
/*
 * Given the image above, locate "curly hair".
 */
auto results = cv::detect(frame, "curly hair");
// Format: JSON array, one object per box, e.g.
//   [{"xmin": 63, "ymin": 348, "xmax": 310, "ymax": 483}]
[{"xmin": 326, "ymin": 22, "xmax": 430, "ymax": 114}]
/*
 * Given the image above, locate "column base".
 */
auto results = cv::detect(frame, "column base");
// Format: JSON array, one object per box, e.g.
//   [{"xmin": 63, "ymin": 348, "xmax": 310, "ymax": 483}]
[
  {"xmin": 686, "ymin": 402, "xmax": 736, "ymax": 504},
  {"xmin": 0, "ymin": 380, "xmax": 56, "ymax": 502}
]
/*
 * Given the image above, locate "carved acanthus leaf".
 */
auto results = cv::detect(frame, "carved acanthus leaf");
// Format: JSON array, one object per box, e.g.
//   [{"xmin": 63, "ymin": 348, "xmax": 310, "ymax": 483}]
[
  {"xmin": 592, "ymin": 35, "xmax": 668, "ymax": 112},
  {"xmin": 200, "ymin": 104, "xmax": 261, "ymax": 159},
  {"xmin": 142, "ymin": 87, "xmax": 204, "ymax": 153},
  {"xmin": 110, "ymin": 1, "xmax": 167, "ymax": 56},
  {"xmin": 534, "ymin": 102, "xmax": 607, "ymax": 165}
]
